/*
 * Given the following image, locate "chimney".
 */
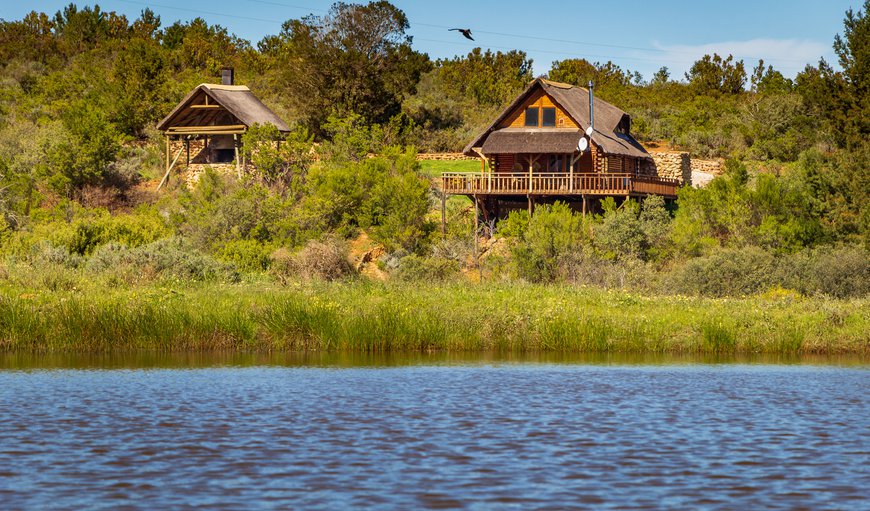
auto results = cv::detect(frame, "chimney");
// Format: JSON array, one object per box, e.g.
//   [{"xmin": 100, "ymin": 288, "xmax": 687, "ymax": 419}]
[
  {"xmin": 588, "ymin": 80, "xmax": 595, "ymax": 132},
  {"xmin": 221, "ymin": 67, "xmax": 234, "ymax": 85}
]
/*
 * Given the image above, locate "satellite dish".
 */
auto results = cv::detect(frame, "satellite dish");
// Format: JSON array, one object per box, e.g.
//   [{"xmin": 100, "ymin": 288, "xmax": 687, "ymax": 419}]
[
  {"xmin": 577, "ymin": 137, "xmax": 589, "ymax": 152},
  {"xmin": 585, "ymin": 126, "xmax": 594, "ymax": 136}
]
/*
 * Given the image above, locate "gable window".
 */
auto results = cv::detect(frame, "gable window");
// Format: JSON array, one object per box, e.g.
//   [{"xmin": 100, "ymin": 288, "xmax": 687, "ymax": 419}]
[
  {"xmin": 524, "ymin": 107, "xmax": 539, "ymax": 127},
  {"xmin": 542, "ymin": 107, "xmax": 556, "ymax": 127}
]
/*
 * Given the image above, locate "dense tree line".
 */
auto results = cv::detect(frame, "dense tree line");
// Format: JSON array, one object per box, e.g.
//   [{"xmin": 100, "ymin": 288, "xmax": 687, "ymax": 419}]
[{"xmin": 0, "ymin": 2, "xmax": 867, "ymax": 295}]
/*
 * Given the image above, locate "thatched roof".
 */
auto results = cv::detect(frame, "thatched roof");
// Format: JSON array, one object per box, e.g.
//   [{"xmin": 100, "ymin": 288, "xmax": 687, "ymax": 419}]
[
  {"xmin": 481, "ymin": 128, "xmax": 584, "ymax": 154},
  {"xmin": 464, "ymin": 78, "xmax": 650, "ymax": 159},
  {"xmin": 157, "ymin": 83, "xmax": 290, "ymax": 133}
]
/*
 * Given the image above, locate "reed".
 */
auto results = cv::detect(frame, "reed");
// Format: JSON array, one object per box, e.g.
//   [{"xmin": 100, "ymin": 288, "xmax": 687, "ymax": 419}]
[{"xmin": 0, "ymin": 281, "xmax": 867, "ymax": 353}]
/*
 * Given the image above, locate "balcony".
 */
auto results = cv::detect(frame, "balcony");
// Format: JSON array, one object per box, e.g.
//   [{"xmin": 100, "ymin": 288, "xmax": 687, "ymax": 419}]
[{"xmin": 441, "ymin": 172, "xmax": 680, "ymax": 198}]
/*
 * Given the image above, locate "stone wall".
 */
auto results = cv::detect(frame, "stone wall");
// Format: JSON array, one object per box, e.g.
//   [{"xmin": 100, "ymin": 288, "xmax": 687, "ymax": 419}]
[
  {"xmin": 691, "ymin": 158, "xmax": 722, "ymax": 175},
  {"xmin": 651, "ymin": 152, "xmax": 691, "ymax": 185},
  {"xmin": 184, "ymin": 163, "xmax": 250, "ymax": 188},
  {"xmin": 416, "ymin": 152, "xmax": 476, "ymax": 161}
]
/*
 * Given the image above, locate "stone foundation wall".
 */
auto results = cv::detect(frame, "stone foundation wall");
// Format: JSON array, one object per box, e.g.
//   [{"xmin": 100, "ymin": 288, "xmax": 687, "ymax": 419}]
[
  {"xmin": 691, "ymin": 158, "xmax": 723, "ymax": 175},
  {"xmin": 183, "ymin": 163, "xmax": 251, "ymax": 188},
  {"xmin": 651, "ymin": 152, "xmax": 691, "ymax": 185},
  {"xmin": 416, "ymin": 152, "xmax": 476, "ymax": 161}
]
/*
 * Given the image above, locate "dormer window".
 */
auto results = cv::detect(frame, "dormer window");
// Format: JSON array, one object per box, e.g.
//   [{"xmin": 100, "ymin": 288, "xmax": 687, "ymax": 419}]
[
  {"xmin": 542, "ymin": 107, "xmax": 556, "ymax": 126},
  {"xmin": 524, "ymin": 107, "xmax": 539, "ymax": 127}
]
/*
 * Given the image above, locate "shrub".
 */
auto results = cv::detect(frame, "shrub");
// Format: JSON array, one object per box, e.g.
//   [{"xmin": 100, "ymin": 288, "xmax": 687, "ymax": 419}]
[
  {"xmin": 558, "ymin": 250, "xmax": 658, "ymax": 291},
  {"xmin": 779, "ymin": 245, "xmax": 870, "ymax": 298},
  {"xmin": 506, "ymin": 202, "xmax": 584, "ymax": 282},
  {"xmin": 393, "ymin": 254, "xmax": 460, "ymax": 282},
  {"xmin": 219, "ymin": 239, "xmax": 273, "ymax": 272},
  {"xmin": 667, "ymin": 246, "xmax": 776, "ymax": 296},
  {"xmin": 270, "ymin": 236, "xmax": 355, "ymax": 283},
  {"xmin": 86, "ymin": 238, "xmax": 238, "ymax": 284},
  {"xmin": 26, "ymin": 240, "xmax": 83, "ymax": 268},
  {"xmin": 594, "ymin": 198, "xmax": 646, "ymax": 261}
]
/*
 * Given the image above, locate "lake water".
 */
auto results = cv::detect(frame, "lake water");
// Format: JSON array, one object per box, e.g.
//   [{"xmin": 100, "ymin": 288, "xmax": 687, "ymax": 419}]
[{"xmin": 1, "ymin": 353, "xmax": 868, "ymax": 510}]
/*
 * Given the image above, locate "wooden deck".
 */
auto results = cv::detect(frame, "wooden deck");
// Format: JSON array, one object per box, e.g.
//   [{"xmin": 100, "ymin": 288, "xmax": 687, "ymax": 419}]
[{"xmin": 441, "ymin": 172, "xmax": 680, "ymax": 198}]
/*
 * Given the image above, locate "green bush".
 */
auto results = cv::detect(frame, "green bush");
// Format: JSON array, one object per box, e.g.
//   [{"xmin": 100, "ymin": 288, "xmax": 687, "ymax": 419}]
[
  {"xmin": 5, "ymin": 206, "xmax": 170, "ymax": 257},
  {"xmin": 393, "ymin": 254, "xmax": 460, "ymax": 282},
  {"xmin": 218, "ymin": 239, "xmax": 273, "ymax": 272},
  {"xmin": 506, "ymin": 202, "xmax": 584, "ymax": 282},
  {"xmin": 86, "ymin": 238, "xmax": 238, "ymax": 283},
  {"xmin": 779, "ymin": 245, "xmax": 870, "ymax": 298},
  {"xmin": 666, "ymin": 246, "xmax": 776, "ymax": 296}
]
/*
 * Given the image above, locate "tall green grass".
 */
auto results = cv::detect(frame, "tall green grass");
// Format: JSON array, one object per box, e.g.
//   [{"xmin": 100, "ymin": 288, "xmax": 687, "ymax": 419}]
[{"xmin": 0, "ymin": 281, "xmax": 867, "ymax": 353}]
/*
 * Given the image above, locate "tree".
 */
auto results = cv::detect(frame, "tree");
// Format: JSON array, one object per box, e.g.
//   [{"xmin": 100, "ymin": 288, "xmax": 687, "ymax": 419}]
[
  {"xmin": 266, "ymin": 1, "xmax": 431, "ymax": 136},
  {"xmin": 49, "ymin": 101, "xmax": 122, "ymax": 191},
  {"xmin": 685, "ymin": 53, "xmax": 746, "ymax": 94},
  {"xmin": 548, "ymin": 58, "xmax": 633, "ymax": 93},
  {"xmin": 131, "ymin": 8, "xmax": 161, "ymax": 41},
  {"xmin": 163, "ymin": 18, "xmax": 248, "ymax": 73},
  {"xmin": 834, "ymin": 0, "xmax": 870, "ymax": 146},
  {"xmin": 110, "ymin": 37, "xmax": 170, "ymax": 137},
  {"xmin": 436, "ymin": 48, "xmax": 533, "ymax": 107},
  {"xmin": 0, "ymin": 11, "xmax": 57, "ymax": 64},
  {"xmin": 52, "ymin": 4, "xmax": 130, "ymax": 56},
  {"xmin": 651, "ymin": 66, "xmax": 670, "ymax": 86},
  {"xmin": 750, "ymin": 59, "xmax": 793, "ymax": 94}
]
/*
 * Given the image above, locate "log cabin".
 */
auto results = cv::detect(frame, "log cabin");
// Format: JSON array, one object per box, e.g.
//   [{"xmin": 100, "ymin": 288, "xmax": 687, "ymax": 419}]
[
  {"xmin": 156, "ymin": 68, "xmax": 290, "ymax": 189},
  {"xmin": 442, "ymin": 78, "xmax": 680, "ymax": 221}
]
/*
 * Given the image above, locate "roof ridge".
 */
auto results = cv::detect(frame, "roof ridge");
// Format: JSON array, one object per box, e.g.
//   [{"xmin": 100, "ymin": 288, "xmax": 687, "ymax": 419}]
[
  {"xmin": 201, "ymin": 83, "xmax": 250, "ymax": 91},
  {"xmin": 539, "ymin": 78, "xmax": 576, "ymax": 90}
]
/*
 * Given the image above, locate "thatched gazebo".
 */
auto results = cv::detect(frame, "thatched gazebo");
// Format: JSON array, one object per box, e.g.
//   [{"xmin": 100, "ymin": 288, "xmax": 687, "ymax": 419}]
[{"xmin": 156, "ymin": 68, "xmax": 290, "ymax": 188}]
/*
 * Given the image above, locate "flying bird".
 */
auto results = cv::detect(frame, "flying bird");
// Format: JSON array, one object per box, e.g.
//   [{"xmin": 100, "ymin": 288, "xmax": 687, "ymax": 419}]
[{"xmin": 449, "ymin": 28, "xmax": 474, "ymax": 41}]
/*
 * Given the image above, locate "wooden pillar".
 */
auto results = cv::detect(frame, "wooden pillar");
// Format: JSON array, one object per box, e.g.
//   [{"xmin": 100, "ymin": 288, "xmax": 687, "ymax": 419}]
[
  {"xmin": 473, "ymin": 195, "xmax": 481, "ymax": 281},
  {"xmin": 234, "ymin": 134, "xmax": 240, "ymax": 178},
  {"xmin": 204, "ymin": 135, "xmax": 209, "ymax": 163},
  {"xmin": 185, "ymin": 138, "xmax": 190, "ymax": 166},
  {"xmin": 569, "ymin": 152, "xmax": 575, "ymax": 192},
  {"xmin": 582, "ymin": 194, "xmax": 587, "ymax": 217},
  {"xmin": 528, "ymin": 154, "xmax": 534, "ymax": 194},
  {"xmin": 528, "ymin": 195, "xmax": 535, "ymax": 216}
]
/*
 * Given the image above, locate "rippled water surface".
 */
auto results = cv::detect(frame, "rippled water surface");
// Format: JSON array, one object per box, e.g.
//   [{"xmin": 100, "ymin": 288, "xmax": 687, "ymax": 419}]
[{"xmin": 1, "ymin": 354, "xmax": 868, "ymax": 510}]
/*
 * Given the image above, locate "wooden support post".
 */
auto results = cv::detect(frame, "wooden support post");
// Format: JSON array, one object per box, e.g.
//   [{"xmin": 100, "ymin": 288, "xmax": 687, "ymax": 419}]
[
  {"xmin": 569, "ymin": 152, "xmax": 575, "ymax": 192},
  {"xmin": 157, "ymin": 144, "xmax": 185, "ymax": 191},
  {"xmin": 473, "ymin": 195, "xmax": 481, "ymax": 281},
  {"xmin": 234, "ymin": 134, "xmax": 240, "ymax": 178},
  {"xmin": 582, "ymin": 195, "xmax": 587, "ymax": 217},
  {"xmin": 185, "ymin": 138, "xmax": 190, "ymax": 166},
  {"xmin": 164, "ymin": 135, "xmax": 170, "ymax": 178},
  {"xmin": 440, "ymin": 191, "xmax": 446, "ymax": 237},
  {"xmin": 204, "ymin": 135, "xmax": 209, "ymax": 163},
  {"xmin": 528, "ymin": 154, "xmax": 534, "ymax": 194},
  {"xmin": 528, "ymin": 195, "xmax": 535, "ymax": 216}
]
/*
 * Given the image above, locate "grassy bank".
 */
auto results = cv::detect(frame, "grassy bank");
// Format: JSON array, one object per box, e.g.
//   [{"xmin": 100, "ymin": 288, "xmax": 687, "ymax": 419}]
[{"xmin": 0, "ymin": 281, "xmax": 867, "ymax": 354}]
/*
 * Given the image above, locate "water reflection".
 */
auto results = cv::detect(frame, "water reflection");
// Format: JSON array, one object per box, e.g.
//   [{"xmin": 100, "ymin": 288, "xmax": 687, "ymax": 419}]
[{"xmin": 1, "ymin": 350, "xmax": 867, "ymax": 370}]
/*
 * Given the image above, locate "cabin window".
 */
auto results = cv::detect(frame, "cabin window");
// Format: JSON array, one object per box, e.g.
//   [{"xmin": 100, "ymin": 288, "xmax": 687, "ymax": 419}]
[
  {"xmin": 524, "ymin": 107, "xmax": 539, "ymax": 127},
  {"xmin": 542, "ymin": 107, "xmax": 556, "ymax": 127}
]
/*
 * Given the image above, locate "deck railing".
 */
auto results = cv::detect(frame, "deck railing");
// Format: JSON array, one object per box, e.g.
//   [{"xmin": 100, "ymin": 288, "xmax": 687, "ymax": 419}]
[{"xmin": 441, "ymin": 172, "xmax": 680, "ymax": 197}]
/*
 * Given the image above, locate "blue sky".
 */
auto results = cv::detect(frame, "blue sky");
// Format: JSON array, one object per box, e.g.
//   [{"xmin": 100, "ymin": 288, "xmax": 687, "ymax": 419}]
[{"xmin": 1, "ymin": 0, "xmax": 857, "ymax": 80}]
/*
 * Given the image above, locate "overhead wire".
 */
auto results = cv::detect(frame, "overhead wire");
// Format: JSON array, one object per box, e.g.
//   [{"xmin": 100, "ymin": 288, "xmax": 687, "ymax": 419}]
[{"xmin": 111, "ymin": 0, "xmax": 811, "ymax": 68}]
